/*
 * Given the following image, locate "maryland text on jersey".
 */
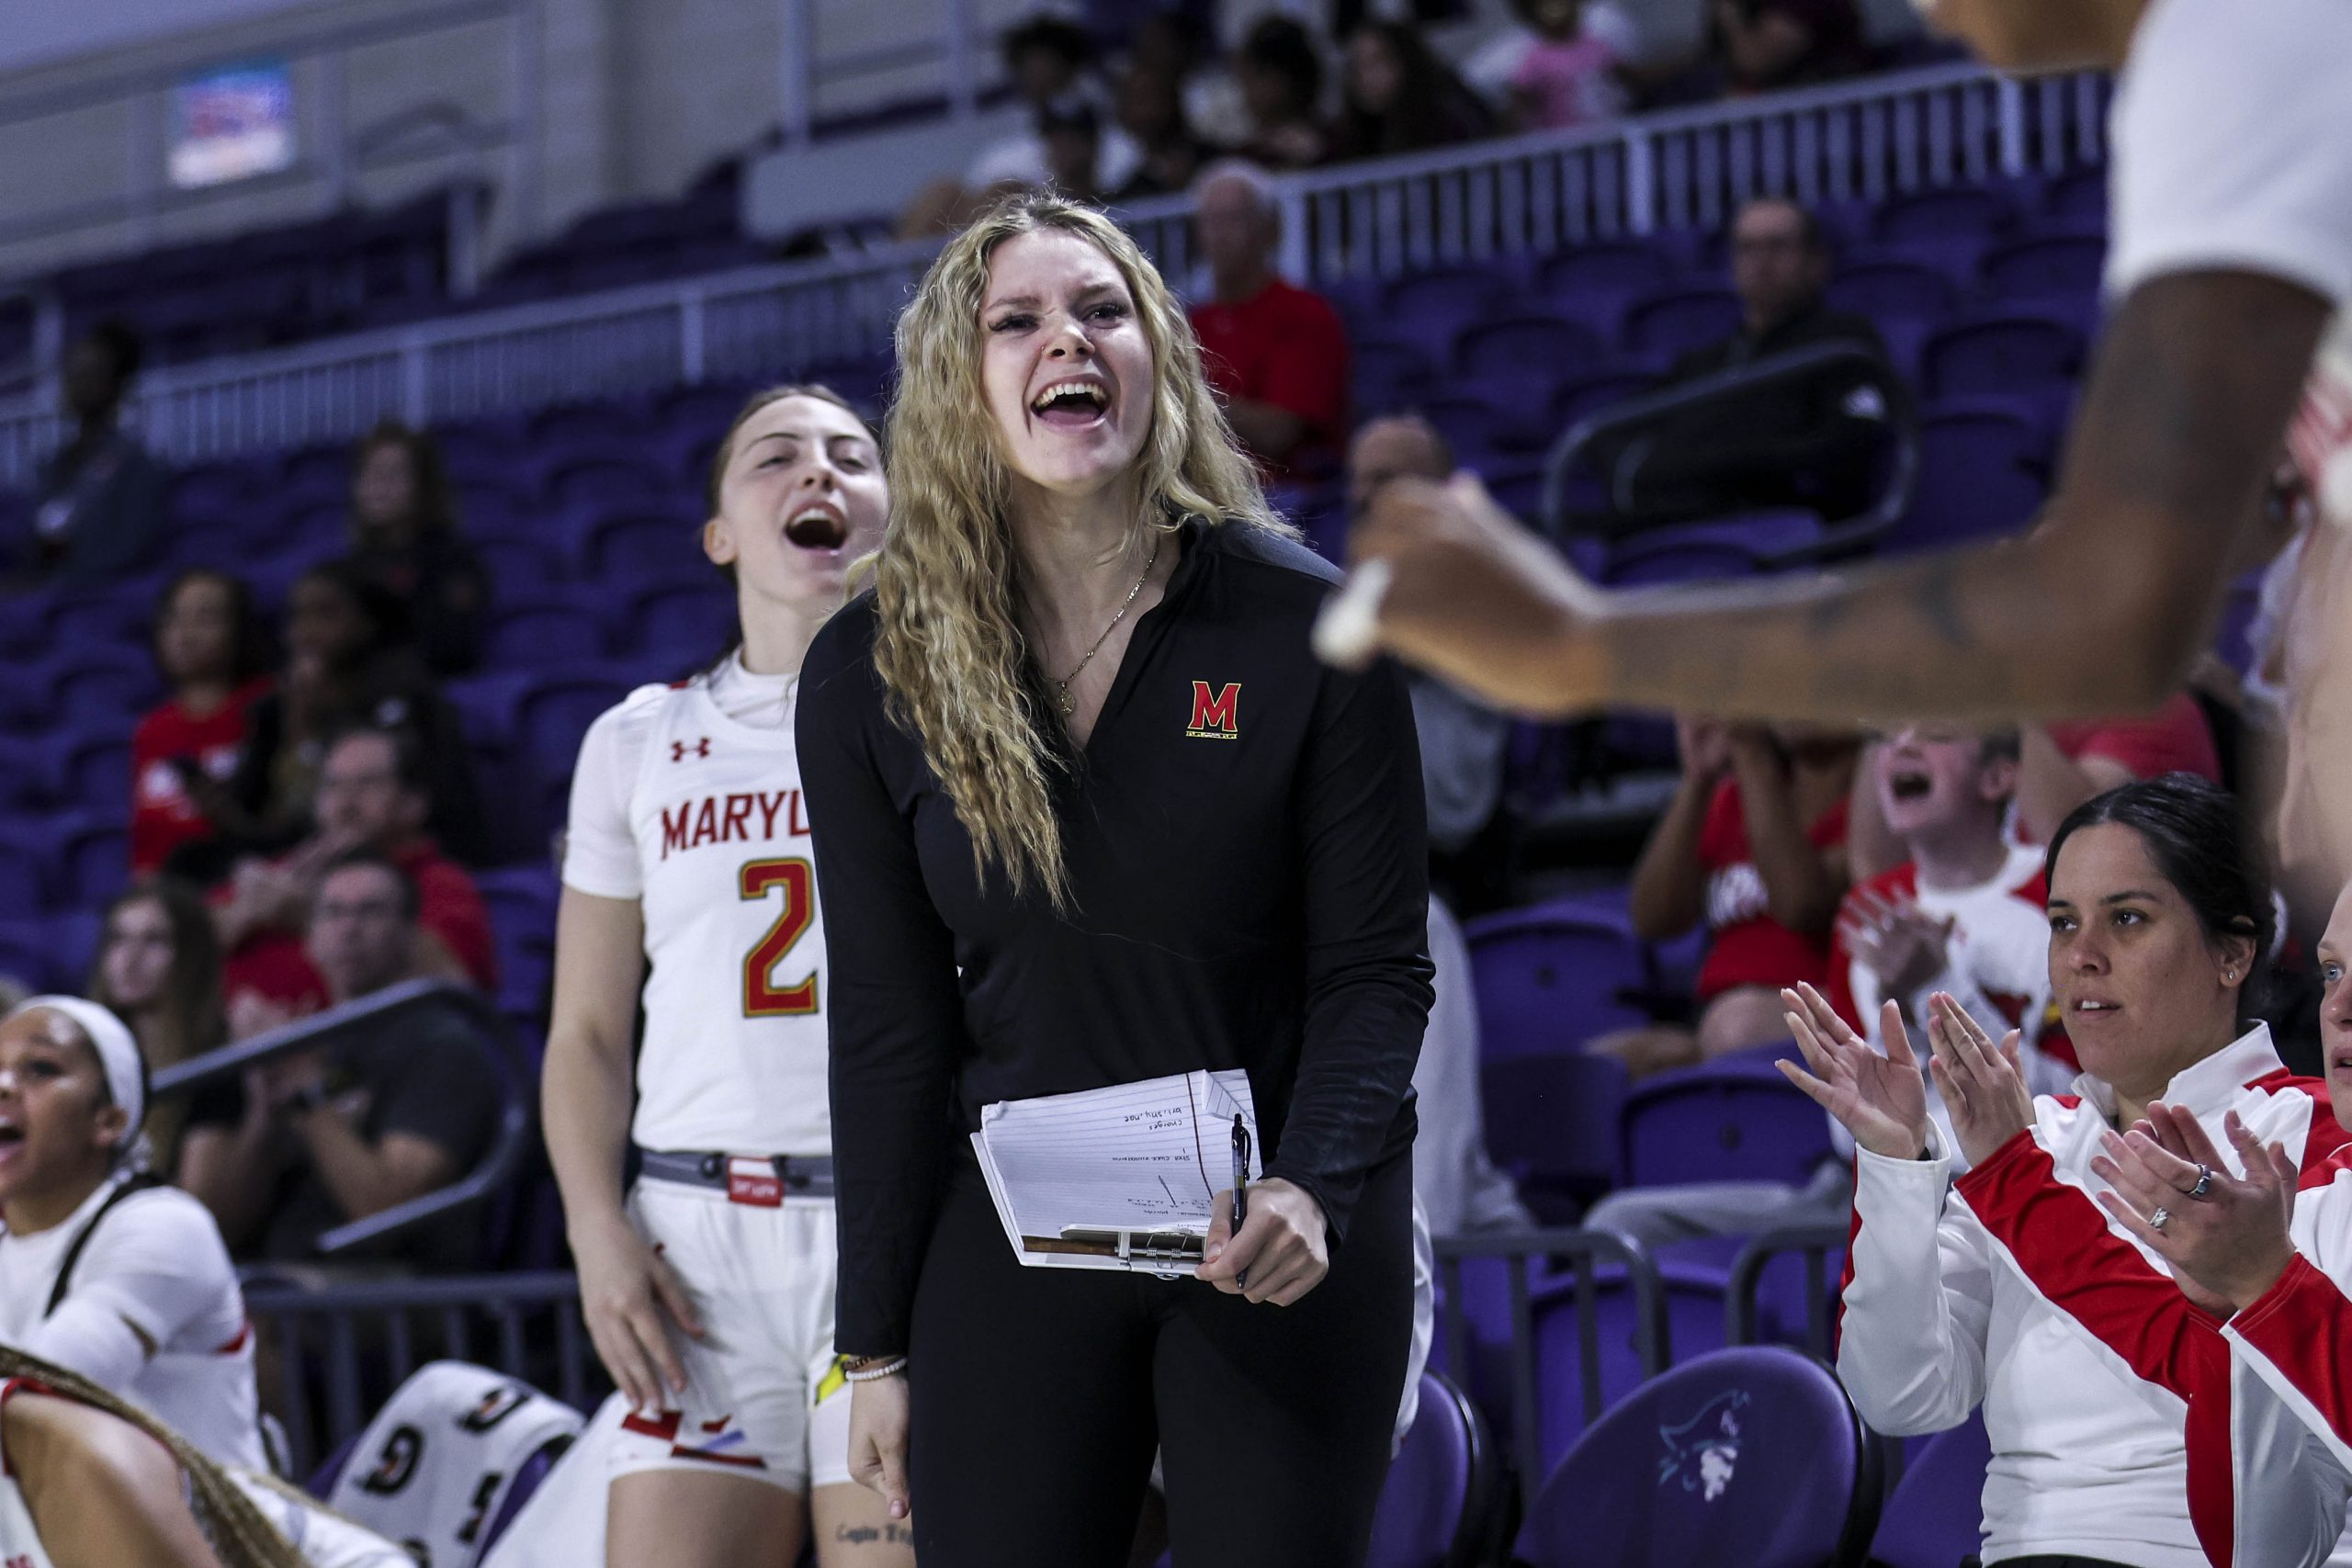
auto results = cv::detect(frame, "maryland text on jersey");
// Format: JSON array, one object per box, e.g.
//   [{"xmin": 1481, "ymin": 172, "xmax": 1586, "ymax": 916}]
[{"xmin": 658, "ymin": 789, "xmax": 812, "ymax": 861}]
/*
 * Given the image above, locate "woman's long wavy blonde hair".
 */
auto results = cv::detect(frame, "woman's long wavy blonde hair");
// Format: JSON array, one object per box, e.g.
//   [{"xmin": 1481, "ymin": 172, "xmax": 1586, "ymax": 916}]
[{"xmin": 875, "ymin": 192, "xmax": 1284, "ymax": 908}]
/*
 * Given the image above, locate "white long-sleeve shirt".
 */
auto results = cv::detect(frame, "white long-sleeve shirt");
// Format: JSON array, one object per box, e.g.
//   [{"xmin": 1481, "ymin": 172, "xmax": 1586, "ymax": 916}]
[
  {"xmin": 0, "ymin": 1174, "xmax": 264, "ymax": 1472},
  {"xmin": 1838, "ymin": 1023, "xmax": 2342, "ymax": 1567}
]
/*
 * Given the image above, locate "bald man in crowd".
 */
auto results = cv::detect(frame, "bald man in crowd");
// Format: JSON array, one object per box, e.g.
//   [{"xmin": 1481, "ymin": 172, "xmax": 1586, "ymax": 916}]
[{"xmin": 1188, "ymin": 161, "xmax": 1351, "ymax": 477}]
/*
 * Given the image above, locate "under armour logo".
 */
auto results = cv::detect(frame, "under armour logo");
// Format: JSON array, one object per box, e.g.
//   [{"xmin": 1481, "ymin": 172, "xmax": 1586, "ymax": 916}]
[{"xmin": 672, "ymin": 739, "xmax": 711, "ymax": 761}]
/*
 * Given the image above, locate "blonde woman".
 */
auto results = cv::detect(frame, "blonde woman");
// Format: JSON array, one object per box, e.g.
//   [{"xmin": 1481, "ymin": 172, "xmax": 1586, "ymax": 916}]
[
  {"xmin": 541, "ymin": 387, "xmax": 907, "ymax": 1568},
  {"xmin": 797, "ymin": 193, "xmax": 1434, "ymax": 1566}
]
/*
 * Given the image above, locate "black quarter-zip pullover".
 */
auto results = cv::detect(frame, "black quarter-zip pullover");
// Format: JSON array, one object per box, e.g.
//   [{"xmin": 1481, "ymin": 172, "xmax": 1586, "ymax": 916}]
[{"xmin": 797, "ymin": 516, "xmax": 1434, "ymax": 1354}]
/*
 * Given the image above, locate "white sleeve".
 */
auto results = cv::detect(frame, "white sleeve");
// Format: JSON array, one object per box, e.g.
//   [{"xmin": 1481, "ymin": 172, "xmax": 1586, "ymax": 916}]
[
  {"xmin": 560, "ymin": 689, "xmax": 660, "ymax": 901},
  {"xmin": 21, "ymin": 1191, "xmax": 241, "ymax": 1384},
  {"xmin": 2106, "ymin": 0, "xmax": 2352, "ymax": 305},
  {"xmin": 1836, "ymin": 1135, "xmax": 1996, "ymax": 1436}
]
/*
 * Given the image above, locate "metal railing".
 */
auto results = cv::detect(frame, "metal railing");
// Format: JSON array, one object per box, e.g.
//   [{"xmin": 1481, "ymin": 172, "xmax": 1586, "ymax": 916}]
[
  {"xmin": 153, "ymin": 977, "xmax": 530, "ymax": 1255},
  {"xmin": 1541, "ymin": 340, "xmax": 1922, "ymax": 555},
  {"xmin": 1723, "ymin": 1221, "xmax": 1849, "ymax": 1358},
  {"xmin": 242, "ymin": 1269, "xmax": 594, "ymax": 1477},
  {"xmin": 0, "ymin": 61, "xmax": 2109, "ymax": 491},
  {"xmin": 1434, "ymin": 1228, "xmax": 1667, "ymax": 1475}
]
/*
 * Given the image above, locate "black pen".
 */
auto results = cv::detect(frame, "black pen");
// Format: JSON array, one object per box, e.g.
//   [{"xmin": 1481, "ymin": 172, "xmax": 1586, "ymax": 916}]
[{"xmin": 1230, "ymin": 1114, "xmax": 1250, "ymax": 1284}]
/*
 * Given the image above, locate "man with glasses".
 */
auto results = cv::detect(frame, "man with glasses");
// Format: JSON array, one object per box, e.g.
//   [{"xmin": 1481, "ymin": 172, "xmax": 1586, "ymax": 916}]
[
  {"xmin": 214, "ymin": 726, "xmax": 497, "ymax": 1020},
  {"xmin": 178, "ymin": 851, "xmax": 503, "ymax": 1270},
  {"xmin": 1597, "ymin": 196, "xmax": 1901, "ymax": 534}
]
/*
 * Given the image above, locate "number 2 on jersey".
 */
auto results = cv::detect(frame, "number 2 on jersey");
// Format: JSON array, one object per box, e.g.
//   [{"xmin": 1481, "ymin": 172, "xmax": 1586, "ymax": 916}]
[{"xmin": 740, "ymin": 858, "xmax": 818, "ymax": 1017}]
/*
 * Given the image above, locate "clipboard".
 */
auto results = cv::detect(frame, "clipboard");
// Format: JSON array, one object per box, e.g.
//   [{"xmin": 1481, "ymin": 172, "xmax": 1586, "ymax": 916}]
[{"xmin": 967, "ymin": 1069, "xmax": 1259, "ymax": 1277}]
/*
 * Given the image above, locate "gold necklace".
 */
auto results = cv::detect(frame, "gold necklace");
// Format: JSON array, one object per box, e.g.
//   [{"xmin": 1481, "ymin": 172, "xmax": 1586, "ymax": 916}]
[{"xmin": 1047, "ymin": 537, "xmax": 1161, "ymax": 717}]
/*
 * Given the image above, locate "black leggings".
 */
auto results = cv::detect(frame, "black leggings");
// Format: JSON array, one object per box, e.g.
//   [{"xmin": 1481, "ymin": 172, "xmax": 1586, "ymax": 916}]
[{"xmin": 905, "ymin": 1151, "xmax": 1416, "ymax": 1568}]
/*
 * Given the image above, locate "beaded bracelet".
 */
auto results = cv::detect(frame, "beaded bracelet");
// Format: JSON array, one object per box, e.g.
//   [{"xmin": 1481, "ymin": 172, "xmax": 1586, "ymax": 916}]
[{"xmin": 842, "ymin": 1356, "xmax": 909, "ymax": 1383}]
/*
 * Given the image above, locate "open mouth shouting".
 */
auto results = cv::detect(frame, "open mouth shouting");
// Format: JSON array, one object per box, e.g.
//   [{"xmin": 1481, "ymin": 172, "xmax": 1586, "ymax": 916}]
[
  {"xmin": 783, "ymin": 498, "xmax": 851, "ymax": 553},
  {"xmin": 1031, "ymin": 377, "xmax": 1111, "ymax": 430},
  {"xmin": 1886, "ymin": 765, "xmax": 1934, "ymax": 804},
  {"xmin": 0, "ymin": 1114, "xmax": 23, "ymax": 1166}
]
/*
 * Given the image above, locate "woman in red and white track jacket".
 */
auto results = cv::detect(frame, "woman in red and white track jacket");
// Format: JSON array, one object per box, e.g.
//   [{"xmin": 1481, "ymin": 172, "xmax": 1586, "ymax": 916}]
[{"xmin": 1781, "ymin": 775, "xmax": 2352, "ymax": 1568}]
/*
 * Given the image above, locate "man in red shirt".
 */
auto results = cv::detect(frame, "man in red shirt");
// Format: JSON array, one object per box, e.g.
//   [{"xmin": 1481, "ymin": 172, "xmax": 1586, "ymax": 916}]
[
  {"xmin": 1185, "ymin": 161, "xmax": 1350, "ymax": 479},
  {"xmin": 213, "ymin": 727, "xmax": 496, "ymax": 1019}
]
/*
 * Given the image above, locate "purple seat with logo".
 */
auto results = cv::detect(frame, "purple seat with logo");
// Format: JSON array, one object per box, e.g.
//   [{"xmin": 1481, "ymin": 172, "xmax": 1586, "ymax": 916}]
[
  {"xmin": 1870, "ymin": 1411, "xmax": 1991, "ymax": 1568},
  {"xmin": 1516, "ymin": 1347, "xmax": 1883, "ymax": 1568},
  {"xmin": 1482, "ymin": 1053, "xmax": 1626, "ymax": 1218}
]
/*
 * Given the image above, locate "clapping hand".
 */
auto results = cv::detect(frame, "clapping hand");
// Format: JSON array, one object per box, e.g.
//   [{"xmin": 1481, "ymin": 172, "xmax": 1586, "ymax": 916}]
[
  {"xmin": 1920, "ymin": 993, "xmax": 2033, "ymax": 1168},
  {"xmin": 2089, "ymin": 1104, "xmax": 2300, "ymax": 1314},
  {"xmin": 1777, "ymin": 983, "xmax": 1930, "ymax": 1160},
  {"xmin": 1841, "ymin": 891, "xmax": 1955, "ymax": 1002}
]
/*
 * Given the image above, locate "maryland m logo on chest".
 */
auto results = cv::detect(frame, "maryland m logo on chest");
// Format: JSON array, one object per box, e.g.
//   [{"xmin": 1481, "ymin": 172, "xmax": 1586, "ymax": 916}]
[{"xmin": 1186, "ymin": 681, "xmax": 1240, "ymax": 740}]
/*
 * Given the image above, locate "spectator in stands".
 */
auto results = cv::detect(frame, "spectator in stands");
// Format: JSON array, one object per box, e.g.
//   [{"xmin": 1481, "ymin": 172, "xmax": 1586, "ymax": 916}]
[
  {"xmin": 1129, "ymin": 9, "xmax": 1246, "ymax": 151},
  {"xmin": 1348, "ymin": 416, "xmax": 1507, "ymax": 854},
  {"xmin": 0, "ymin": 996, "xmax": 267, "ymax": 1472},
  {"xmin": 1705, "ymin": 0, "xmax": 1869, "ymax": 95},
  {"xmin": 1040, "ymin": 100, "xmax": 1110, "ymax": 207},
  {"xmin": 26, "ymin": 319, "xmax": 166, "ymax": 586},
  {"xmin": 1788, "ymin": 775, "xmax": 2317, "ymax": 1568},
  {"xmin": 86, "ymin": 882, "xmax": 226, "ymax": 1176},
  {"xmin": 213, "ymin": 726, "xmax": 496, "ymax": 1021},
  {"xmin": 1189, "ymin": 162, "xmax": 1351, "ymax": 478},
  {"xmin": 130, "ymin": 570, "xmax": 273, "ymax": 878},
  {"xmin": 1503, "ymin": 0, "xmax": 1629, "ymax": 130},
  {"xmin": 1600, "ymin": 718, "xmax": 1855, "ymax": 1076},
  {"xmin": 177, "ymin": 851, "xmax": 503, "ymax": 1271},
  {"xmin": 343, "ymin": 421, "xmax": 487, "ymax": 678},
  {"xmin": 197, "ymin": 560, "xmax": 481, "ymax": 867},
  {"xmin": 1846, "ymin": 697, "xmax": 2224, "ymax": 880},
  {"xmin": 1234, "ymin": 17, "xmax": 1330, "ymax": 169},
  {"xmin": 1112, "ymin": 57, "xmax": 1216, "ymax": 200},
  {"xmin": 1601, "ymin": 196, "xmax": 1900, "ymax": 533},
  {"xmin": 1826, "ymin": 727, "xmax": 2075, "ymax": 1135},
  {"xmin": 1329, "ymin": 21, "xmax": 1494, "ymax": 163},
  {"xmin": 967, "ymin": 17, "xmax": 1139, "ymax": 198}
]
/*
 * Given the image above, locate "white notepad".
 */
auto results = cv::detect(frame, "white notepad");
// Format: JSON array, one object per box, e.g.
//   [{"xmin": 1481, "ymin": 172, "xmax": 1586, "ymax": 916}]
[{"xmin": 971, "ymin": 1069, "xmax": 1261, "ymax": 1275}]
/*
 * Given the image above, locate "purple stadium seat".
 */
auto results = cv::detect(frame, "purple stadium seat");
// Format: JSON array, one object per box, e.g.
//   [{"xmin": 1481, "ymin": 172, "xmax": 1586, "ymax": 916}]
[
  {"xmin": 634, "ymin": 580, "xmax": 735, "ymax": 659},
  {"xmin": 1619, "ymin": 1049, "xmax": 1832, "ymax": 1190},
  {"xmin": 1538, "ymin": 241, "xmax": 1673, "ymax": 310},
  {"xmin": 485, "ymin": 603, "xmax": 610, "ymax": 669},
  {"xmin": 1452, "ymin": 317, "xmax": 1603, "ymax": 381},
  {"xmin": 1516, "ymin": 1347, "xmax": 1881, "ymax": 1568},
  {"xmin": 1896, "ymin": 408, "xmax": 2049, "ymax": 552},
  {"xmin": 1528, "ymin": 1260, "xmax": 1738, "ymax": 1468},
  {"xmin": 1826, "ymin": 261, "xmax": 1957, "ymax": 323},
  {"xmin": 1352, "ymin": 337, "xmax": 1439, "ymax": 399},
  {"xmin": 1980, "ymin": 232, "xmax": 2108, "ymax": 304},
  {"xmin": 1384, "ymin": 269, "xmax": 1521, "ymax": 358},
  {"xmin": 42, "ymin": 649, "xmax": 157, "ymax": 722},
  {"xmin": 1874, "ymin": 187, "xmax": 2016, "ymax": 244},
  {"xmin": 1608, "ymin": 511, "xmax": 1824, "ymax": 568},
  {"xmin": 518, "ymin": 673, "xmax": 636, "ymax": 774},
  {"xmin": 1367, "ymin": 1370, "xmax": 1498, "ymax": 1568},
  {"xmin": 1481, "ymin": 1053, "xmax": 1626, "ymax": 1215},
  {"xmin": 582, "ymin": 510, "xmax": 702, "ymax": 582},
  {"xmin": 2043, "ymin": 167, "xmax": 2108, "ymax": 227},
  {"xmin": 1622, "ymin": 290, "xmax": 1742, "ymax": 358},
  {"xmin": 61, "ymin": 818, "xmax": 130, "ymax": 911},
  {"xmin": 0, "ymin": 852, "xmax": 47, "ymax": 921},
  {"xmin": 1869, "ymin": 1411, "xmax": 1991, "ymax": 1568},
  {"xmin": 1549, "ymin": 369, "xmax": 1657, "ymax": 433},
  {"xmin": 1921, "ymin": 313, "xmax": 2083, "ymax": 400},
  {"xmin": 64, "ymin": 737, "xmax": 133, "ymax": 820},
  {"xmin": 1464, "ymin": 900, "xmax": 1653, "ymax": 1059},
  {"xmin": 538, "ymin": 456, "xmax": 677, "ymax": 516},
  {"xmin": 1602, "ymin": 537, "xmax": 1765, "ymax": 587}
]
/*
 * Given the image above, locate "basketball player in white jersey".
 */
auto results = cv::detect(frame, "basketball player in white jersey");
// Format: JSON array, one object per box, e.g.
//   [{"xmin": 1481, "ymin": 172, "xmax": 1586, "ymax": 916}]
[
  {"xmin": 1340, "ymin": 0, "xmax": 2352, "ymax": 879},
  {"xmin": 0, "ymin": 996, "xmax": 265, "ymax": 1473},
  {"xmin": 540, "ymin": 386, "xmax": 908, "ymax": 1568}
]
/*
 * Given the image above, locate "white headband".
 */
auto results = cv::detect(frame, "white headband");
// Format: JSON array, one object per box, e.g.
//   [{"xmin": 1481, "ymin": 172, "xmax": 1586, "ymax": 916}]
[{"xmin": 7, "ymin": 996, "xmax": 143, "ymax": 1138}]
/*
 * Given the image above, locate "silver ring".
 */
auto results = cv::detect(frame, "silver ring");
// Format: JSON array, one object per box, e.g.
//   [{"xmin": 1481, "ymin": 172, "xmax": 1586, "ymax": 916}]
[
  {"xmin": 2151, "ymin": 1206, "xmax": 2172, "ymax": 1233},
  {"xmin": 2188, "ymin": 1164, "xmax": 2213, "ymax": 1200}
]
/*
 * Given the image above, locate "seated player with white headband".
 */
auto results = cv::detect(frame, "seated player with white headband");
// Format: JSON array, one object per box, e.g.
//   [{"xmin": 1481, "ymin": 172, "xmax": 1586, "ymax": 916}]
[{"xmin": 0, "ymin": 995, "xmax": 266, "ymax": 1472}]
